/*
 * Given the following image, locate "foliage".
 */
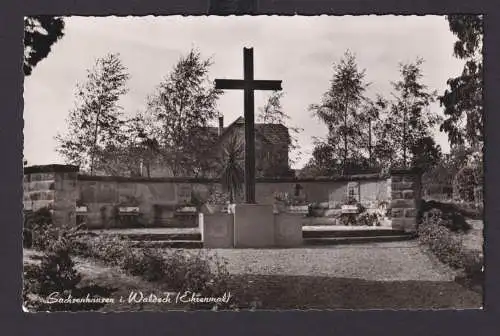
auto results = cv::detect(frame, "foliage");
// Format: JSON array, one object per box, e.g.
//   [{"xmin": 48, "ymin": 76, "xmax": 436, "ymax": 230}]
[
  {"xmin": 309, "ymin": 50, "xmax": 369, "ymax": 174},
  {"xmin": 373, "ymin": 58, "xmax": 440, "ymax": 169},
  {"xmin": 354, "ymin": 212, "xmax": 382, "ymax": 226},
  {"xmin": 24, "ymin": 208, "xmax": 58, "ymax": 250},
  {"xmin": 139, "ymin": 49, "xmax": 222, "ymax": 176},
  {"xmin": 258, "ymin": 90, "xmax": 303, "ymax": 167},
  {"xmin": 56, "ymin": 53, "xmax": 130, "ymax": 174},
  {"xmin": 439, "ymin": 15, "xmax": 483, "ymax": 148},
  {"xmin": 422, "ymin": 144, "xmax": 482, "ymax": 200},
  {"xmin": 24, "ymin": 16, "xmax": 65, "ymax": 76},
  {"xmin": 23, "ymin": 240, "xmax": 116, "ymax": 312},
  {"xmin": 69, "ymin": 234, "xmax": 234, "ymax": 309},
  {"xmin": 218, "ymin": 135, "xmax": 244, "ymax": 203},
  {"xmin": 418, "ymin": 209, "xmax": 483, "ymax": 289}
]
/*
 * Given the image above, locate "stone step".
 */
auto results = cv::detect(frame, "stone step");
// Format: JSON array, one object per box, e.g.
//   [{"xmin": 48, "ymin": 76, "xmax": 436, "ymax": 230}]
[
  {"xmin": 302, "ymin": 229, "xmax": 407, "ymax": 239},
  {"xmin": 129, "ymin": 240, "xmax": 202, "ymax": 249},
  {"xmin": 303, "ymin": 234, "xmax": 416, "ymax": 246},
  {"xmin": 122, "ymin": 233, "xmax": 201, "ymax": 241}
]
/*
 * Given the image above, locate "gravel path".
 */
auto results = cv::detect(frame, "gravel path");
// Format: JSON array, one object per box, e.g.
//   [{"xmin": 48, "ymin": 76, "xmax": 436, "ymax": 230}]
[{"xmin": 201, "ymin": 241, "xmax": 455, "ymax": 282}]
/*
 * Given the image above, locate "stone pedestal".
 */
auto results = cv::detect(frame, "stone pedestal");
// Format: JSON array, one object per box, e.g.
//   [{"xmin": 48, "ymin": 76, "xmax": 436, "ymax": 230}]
[
  {"xmin": 390, "ymin": 168, "xmax": 422, "ymax": 233},
  {"xmin": 234, "ymin": 204, "xmax": 274, "ymax": 248},
  {"xmin": 200, "ymin": 213, "xmax": 234, "ymax": 248},
  {"xmin": 24, "ymin": 165, "xmax": 79, "ymax": 227},
  {"xmin": 274, "ymin": 213, "xmax": 303, "ymax": 247}
]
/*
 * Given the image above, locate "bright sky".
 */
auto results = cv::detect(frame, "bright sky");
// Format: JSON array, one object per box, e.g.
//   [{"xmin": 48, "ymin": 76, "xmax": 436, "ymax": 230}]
[{"xmin": 23, "ymin": 15, "xmax": 465, "ymax": 169}]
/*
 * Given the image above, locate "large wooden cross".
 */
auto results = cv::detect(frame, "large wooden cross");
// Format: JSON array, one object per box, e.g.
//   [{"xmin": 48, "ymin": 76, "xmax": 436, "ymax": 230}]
[{"xmin": 215, "ymin": 47, "xmax": 282, "ymax": 204}]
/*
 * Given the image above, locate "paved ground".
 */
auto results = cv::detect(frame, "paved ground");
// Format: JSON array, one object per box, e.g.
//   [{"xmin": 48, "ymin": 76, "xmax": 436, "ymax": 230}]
[
  {"xmin": 462, "ymin": 220, "xmax": 483, "ymax": 253},
  {"xmin": 189, "ymin": 241, "xmax": 456, "ymax": 282}
]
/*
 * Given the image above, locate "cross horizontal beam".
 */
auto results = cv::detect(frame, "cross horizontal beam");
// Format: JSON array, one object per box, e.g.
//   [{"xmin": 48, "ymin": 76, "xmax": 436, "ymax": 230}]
[{"xmin": 215, "ymin": 79, "xmax": 282, "ymax": 91}]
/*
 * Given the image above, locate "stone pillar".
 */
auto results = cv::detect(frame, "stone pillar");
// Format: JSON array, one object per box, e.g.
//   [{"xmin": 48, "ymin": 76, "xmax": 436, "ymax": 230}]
[
  {"xmin": 390, "ymin": 168, "xmax": 422, "ymax": 232},
  {"xmin": 274, "ymin": 213, "xmax": 303, "ymax": 247},
  {"xmin": 200, "ymin": 213, "xmax": 235, "ymax": 248},
  {"xmin": 233, "ymin": 204, "xmax": 274, "ymax": 247},
  {"xmin": 24, "ymin": 165, "xmax": 79, "ymax": 227}
]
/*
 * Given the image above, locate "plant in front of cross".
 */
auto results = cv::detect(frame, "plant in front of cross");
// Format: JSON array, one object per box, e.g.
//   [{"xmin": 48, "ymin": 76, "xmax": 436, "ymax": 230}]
[{"xmin": 218, "ymin": 135, "xmax": 245, "ymax": 204}]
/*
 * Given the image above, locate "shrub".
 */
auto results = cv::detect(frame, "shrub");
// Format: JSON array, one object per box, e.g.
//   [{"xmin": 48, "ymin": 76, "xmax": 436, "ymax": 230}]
[
  {"xmin": 418, "ymin": 210, "xmax": 483, "ymax": 290},
  {"xmin": 419, "ymin": 201, "xmax": 472, "ymax": 232},
  {"xmin": 24, "ymin": 207, "xmax": 58, "ymax": 250},
  {"xmin": 339, "ymin": 213, "xmax": 356, "ymax": 226},
  {"xmin": 69, "ymin": 234, "xmax": 234, "ymax": 309},
  {"xmin": 356, "ymin": 212, "xmax": 382, "ymax": 226},
  {"xmin": 23, "ymin": 239, "xmax": 116, "ymax": 312}
]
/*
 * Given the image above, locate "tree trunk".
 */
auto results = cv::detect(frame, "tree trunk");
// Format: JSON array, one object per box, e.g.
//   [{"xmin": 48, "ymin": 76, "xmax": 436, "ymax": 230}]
[
  {"xmin": 403, "ymin": 105, "xmax": 407, "ymax": 168},
  {"xmin": 368, "ymin": 118, "xmax": 372, "ymax": 166},
  {"xmin": 90, "ymin": 110, "xmax": 101, "ymax": 176},
  {"xmin": 343, "ymin": 94, "xmax": 349, "ymax": 175},
  {"xmin": 229, "ymin": 186, "xmax": 234, "ymax": 204}
]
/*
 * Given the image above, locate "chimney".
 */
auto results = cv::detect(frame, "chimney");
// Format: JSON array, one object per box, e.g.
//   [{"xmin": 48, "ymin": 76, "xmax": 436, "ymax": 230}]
[{"xmin": 218, "ymin": 116, "xmax": 224, "ymax": 136}]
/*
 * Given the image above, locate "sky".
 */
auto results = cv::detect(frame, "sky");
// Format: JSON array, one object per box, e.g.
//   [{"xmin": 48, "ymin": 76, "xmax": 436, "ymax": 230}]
[{"xmin": 23, "ymin": 15, "xmax": 466, "ymax": 169}]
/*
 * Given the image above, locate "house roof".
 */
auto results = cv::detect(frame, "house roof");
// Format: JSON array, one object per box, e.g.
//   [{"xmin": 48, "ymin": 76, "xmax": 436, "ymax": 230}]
[{"xmin": 204, "ymin": 116, "xmax": 290, "ymax": 146}]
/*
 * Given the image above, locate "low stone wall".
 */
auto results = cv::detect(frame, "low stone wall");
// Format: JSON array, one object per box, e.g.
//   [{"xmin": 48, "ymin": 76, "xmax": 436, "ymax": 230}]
[{"xmin": 23, "ymin": 165, "xmax": 422, "ymax": 232}]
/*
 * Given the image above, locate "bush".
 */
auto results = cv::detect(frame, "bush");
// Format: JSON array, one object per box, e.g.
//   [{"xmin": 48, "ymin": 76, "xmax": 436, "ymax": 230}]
[
  {"xmin": 419, "ymin": 201, "xmax": 472, "ymax": 232},
  {"xmin": 24, "ymin": 207, "xmax": 58, "ymax": 250},
  {"xmin": 418, "ymin": 210, "xmax": 483, "ymax": 290},
  {"xmin": 23, "ymin": 239, "xmax": 116, "ymax": 312},
  {"xmin": 356, "ymin": 212, "xmax": 382, "ymax": 226},
  {"xmin": 69, "ymin": 234, "xmax": 234, "ymax": 309}
]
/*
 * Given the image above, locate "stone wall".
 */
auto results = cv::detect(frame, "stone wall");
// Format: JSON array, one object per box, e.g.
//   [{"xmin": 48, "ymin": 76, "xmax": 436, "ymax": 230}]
[
  {"xmin": 23, "ymin": 165, "xmax": 421, "ymax": 232},
  {"xmin": 24, "ymin": 165, "xmax": 79, "ymax": 227},
  {"xmin": 389, "ymin": 169, "xmax": 422, "ymax": 232}
]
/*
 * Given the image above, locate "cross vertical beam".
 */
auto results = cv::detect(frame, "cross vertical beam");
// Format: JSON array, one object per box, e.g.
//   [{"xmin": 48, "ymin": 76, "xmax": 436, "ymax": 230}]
[
  {"xmin": 243, "ymin": 48, "xmax": 256, "ymax": 203},
  {"xmin": 215, "ymin": 47, "xmax": 282, "ymax": 204}
]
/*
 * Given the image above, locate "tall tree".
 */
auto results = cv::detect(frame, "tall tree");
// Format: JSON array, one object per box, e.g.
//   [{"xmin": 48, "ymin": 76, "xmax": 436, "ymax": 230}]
[
  {"xmin": 143, "ymin": 49, "xmax": 222, "ymax": 176},
  {"xmin": 439, "ymin": 15, "xmax": 483, "ymax": 148},
  {"xmin": 56, "ymin": 53, "xmax": 130, "ymax": 174},
  {"xmin": 258, "ymin": 90, "xmax": 303, "ymax": 168},
  {"xmin": 375, "ymin": 58, "xmax": 440, "ymax": 168},
  {"xmin": 358, "ymin": 95, "xmax": 385, "ymax": 166},
  {"xmin": 24, "ymin": 16, "xmax": 65, "ymax": 76},
  {"xmin": 309, "ymin": 50, "xmax": 369, "ymax": 174}
]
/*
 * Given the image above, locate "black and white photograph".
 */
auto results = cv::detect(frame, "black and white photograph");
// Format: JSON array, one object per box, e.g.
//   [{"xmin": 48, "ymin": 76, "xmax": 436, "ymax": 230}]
[{"xmin": 22, "ymin": 15, "xmax": 483, "ymax": 311}]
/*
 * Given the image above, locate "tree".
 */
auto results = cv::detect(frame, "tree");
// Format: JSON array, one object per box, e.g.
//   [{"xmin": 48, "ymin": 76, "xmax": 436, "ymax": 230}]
[
  {"xmin": 358, "ymin": 95, "xmax": 386, "ymax": 166},
  {"xmin": 309, "ymin": 50, "xmax": 369, "ymax": 174},
  {"xmin": 374, "ymin": 58, "xmax": 440, "ymax": 169},
  {"xmin": 24, "ymin": 16, "xmax": 65, "ymax": 76},
  {"xmin": 142, "ymin": 49, "xmax": 222, "ymax": 176},
  {"xmin": 56, "ymin": 53, "xmax": 130, "ymax": 174},
  {"xmin": 439, "ymin": 15, "xmax": 483, "ymax": 148},
  {"xmin": 258, "ymin": 90, "xmax": 303, "ymax": 168},
  {"xmin": 410, "ymin": 136, "xmax": 442, "ymax": 171}
]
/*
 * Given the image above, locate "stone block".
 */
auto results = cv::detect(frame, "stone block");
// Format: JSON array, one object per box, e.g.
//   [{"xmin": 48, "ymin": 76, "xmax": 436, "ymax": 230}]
[
  {"xmin": 274, "ymin": 213, "xmax": 303, "ymax": 247},
  {"xmin": 391, "ymin": 208, "xmax": 404, "ymax": 218},
  {"xmin": 403, "ymin": 175, "xmax": 416, "ymax": 183},
  {"xmin": 391, "ymin": 199, "xmax": 415, "ymax": 208},
  {"xmin": 234, "ymin": 204, "xmax": 275, "ymax": 248},
  {"xmin": 391, "ymin": 175, "xmax": 403, "ymax": 183},
  {"xmin": 391, "ymin": 218, "xmax": 417, "ymax": 232},
  {"xmin": 402, "ymin": 190, "xmax": 414, "ymax": 199},
  {"xmin": 391, "ymin": 182, "xmax": 415, "ymax": 191},
  {"xmin": 405, "ymin": 208, "xmax": 418, "ymax": 218},
  {"xmin": 200, "ymin": 213, "xmax": 234, "ymax": 248},
  {"xmin": 391, "ymin": 191, "xmax": 402, "ymax": 199}
]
